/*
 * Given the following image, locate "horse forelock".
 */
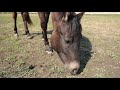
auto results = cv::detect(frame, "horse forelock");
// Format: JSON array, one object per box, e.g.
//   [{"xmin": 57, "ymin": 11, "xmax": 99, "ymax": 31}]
[{"xmin": 62, "ymin": 12, "xmax": 70, "ymax": 21}]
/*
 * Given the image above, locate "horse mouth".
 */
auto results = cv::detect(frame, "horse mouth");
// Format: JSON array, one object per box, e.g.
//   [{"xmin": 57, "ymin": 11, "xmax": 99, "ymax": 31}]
[{"xmin": 65, "ymin": 61, "xmax": 80, "ymax": 75}]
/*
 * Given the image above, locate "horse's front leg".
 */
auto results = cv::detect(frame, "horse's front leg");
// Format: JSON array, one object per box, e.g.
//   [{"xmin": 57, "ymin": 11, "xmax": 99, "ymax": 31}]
[
  {"xmin": 38, "ymin": 12, "xmax": 53, "ymax": 54},
  {"xmin": 13, "ymin": 12, "xmax": 19, "ymax": 38}
]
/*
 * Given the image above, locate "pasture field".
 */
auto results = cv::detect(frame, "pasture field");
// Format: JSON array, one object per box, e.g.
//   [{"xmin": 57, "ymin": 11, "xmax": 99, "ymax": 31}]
[{"xmin": 0, "ymin": 14, "xmax": 120, "ymax": 78}]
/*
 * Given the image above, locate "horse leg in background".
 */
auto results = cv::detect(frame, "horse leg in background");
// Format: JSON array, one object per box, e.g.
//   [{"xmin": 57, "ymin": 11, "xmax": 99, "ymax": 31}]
[
  {"xmin": 38, "ymin": 12, "xmax": 53, "ymax": 54},
  {"xmin": 21, "ymin": 12, "xmax": 32, "ymax": 39},
  {"xmin": 13, "ymin": 12, "xmax": 19, "ymax": 38},
  {"xmin": 39, "ymin": 12, "xmax": 49, "ymax": 40}
]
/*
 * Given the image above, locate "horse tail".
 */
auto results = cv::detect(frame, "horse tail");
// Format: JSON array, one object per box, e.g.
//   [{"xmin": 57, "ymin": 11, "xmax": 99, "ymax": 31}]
[{"xmin": 25, "ymin": 12, "xmax": 33, "ymax": 25}]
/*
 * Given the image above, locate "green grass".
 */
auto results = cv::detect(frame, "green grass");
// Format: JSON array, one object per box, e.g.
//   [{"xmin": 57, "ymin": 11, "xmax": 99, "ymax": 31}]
[{"xmin": 0, "ymin": 14, "xmax": 120, "ymax": 78}]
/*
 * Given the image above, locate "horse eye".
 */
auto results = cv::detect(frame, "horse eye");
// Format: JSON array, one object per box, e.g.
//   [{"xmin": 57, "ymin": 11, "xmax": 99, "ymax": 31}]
[
  {"xmin": 60, "ymin": 31, "xmax": 63, "ymax": 35},
  {"xmin": 65, "ymin": 40, "xmax": 71, "ymax": 44},
  {"xmin": 64, "ymin": 38, "xmax": 73, "ymax": 44}
]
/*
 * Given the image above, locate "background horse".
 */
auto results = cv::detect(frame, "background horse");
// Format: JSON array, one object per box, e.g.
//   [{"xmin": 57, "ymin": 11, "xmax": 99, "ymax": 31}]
[{"xmin": 13, "ymin": 12, "xmax": 33, "ymax": 38}]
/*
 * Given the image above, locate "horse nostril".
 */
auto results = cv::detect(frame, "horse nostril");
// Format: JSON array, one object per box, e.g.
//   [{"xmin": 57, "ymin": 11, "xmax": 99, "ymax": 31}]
[{"xmin": 71, "ymin": 68, "xmax": 78, "ymax": 75}]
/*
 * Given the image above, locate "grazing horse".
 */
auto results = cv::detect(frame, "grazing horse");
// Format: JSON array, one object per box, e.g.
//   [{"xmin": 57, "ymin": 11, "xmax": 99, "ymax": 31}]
[
  {"xmin": 39, "ymin": 12, "xmax": 85, "ymax": 74},
  {"xmin": 13, "ymin": 12, "xmax": 33, "ymax": 38}
]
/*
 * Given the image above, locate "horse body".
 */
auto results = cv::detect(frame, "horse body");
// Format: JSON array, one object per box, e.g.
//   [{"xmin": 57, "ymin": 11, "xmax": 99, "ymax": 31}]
[{"xmin": 13, "ymin": 12, "xmax": 85, "ymax": 74}]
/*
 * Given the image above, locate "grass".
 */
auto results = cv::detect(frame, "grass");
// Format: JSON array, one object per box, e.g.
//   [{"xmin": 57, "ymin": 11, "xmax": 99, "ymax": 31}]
[{"xmin": 0, "ymin": 13, "xmax": 120, "ymax": 78}]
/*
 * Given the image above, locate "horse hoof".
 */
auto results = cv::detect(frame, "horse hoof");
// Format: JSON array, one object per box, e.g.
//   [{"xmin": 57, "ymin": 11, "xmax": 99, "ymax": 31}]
[
  {"xmin": 14, "ymin": 34, "xmax": 19, "ymax": 38},
  {"xmin": 14, "ymin": 34, "xmax": 18, "ymax": 36},
  {"xmin": 25, "ymin": 35, "xmax": 33, "ymax": 39},
  {"xmin": 45, "ymin": 51, "xmax": 53, "ymax": 55},
  {"xmin": 45, "ymin": 45, "xmax": 53, "ymax": 55},
  {"xmin": 28, "ymin": 36, "xmax": 33, "ymax": 39},
  {"xmin": 42, "ymin": 38, "xmax": 44, "ymax": 41}
]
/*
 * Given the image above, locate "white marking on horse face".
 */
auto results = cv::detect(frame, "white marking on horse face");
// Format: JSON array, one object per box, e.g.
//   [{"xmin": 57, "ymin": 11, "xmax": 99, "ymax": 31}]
[
  {"xmin": 75, "ymin": 12, "xmax": 82, "ymax": 14},
  {"xmin": 65, "ymin": 61, "xmax": 80, "ymax": 71}
]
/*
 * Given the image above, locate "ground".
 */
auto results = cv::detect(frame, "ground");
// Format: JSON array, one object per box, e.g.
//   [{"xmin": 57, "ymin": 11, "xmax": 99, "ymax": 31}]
[{"xmin": 0, "ymin": 14, "xmax": 120, "ymax": 78}]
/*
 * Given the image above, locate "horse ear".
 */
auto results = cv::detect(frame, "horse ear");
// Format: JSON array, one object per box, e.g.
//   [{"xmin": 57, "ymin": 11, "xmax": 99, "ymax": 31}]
[{"xmin": 75, "ymin": 12, "xmax": 85, "ymax": 21}]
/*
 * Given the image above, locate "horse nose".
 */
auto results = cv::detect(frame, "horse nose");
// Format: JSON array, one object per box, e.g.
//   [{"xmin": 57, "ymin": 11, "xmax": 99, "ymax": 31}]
[
  {"xmin": 71, "ymin": 68, "xmax": 79, "ymax": 75},
  {"xmin": 65, "ymin": 38, "xmax": 72, "ymax": 44},
  {"xmin": 65, "ymin": 61, "xmax": 80, "ymax": 75}
]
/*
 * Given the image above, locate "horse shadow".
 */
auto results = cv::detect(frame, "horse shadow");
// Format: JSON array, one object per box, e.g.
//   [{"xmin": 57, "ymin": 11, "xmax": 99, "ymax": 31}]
[
  {"xmin": 78, "ymin": 35, "xmax": 93, "ymax": 74},
  {"xmin": 29, "ymin": 30, "xmax": 53, "ymax": 39}
]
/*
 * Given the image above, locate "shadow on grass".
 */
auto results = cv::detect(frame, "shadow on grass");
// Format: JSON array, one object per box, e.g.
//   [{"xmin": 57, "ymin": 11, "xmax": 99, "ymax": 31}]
[
  {"xmin": 28, "ymin": 30, "xmax": 53, "ymax": 39},
  {"xmin": 77, "ymin": 35, "xmax": 92, "ymax": 74}
]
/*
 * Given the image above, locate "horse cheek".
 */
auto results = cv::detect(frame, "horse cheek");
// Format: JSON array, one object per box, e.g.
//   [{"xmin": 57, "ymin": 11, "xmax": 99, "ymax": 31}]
[{"xmin": 51, "ymin": 31, "xmax": 60, "ymax": 52}]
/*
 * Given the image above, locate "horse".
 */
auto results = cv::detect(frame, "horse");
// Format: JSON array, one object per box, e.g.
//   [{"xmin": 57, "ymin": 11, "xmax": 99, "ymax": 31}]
[
  {"xmin": 51, "ymin": 12, "xmax": 83, "ymax": 74},
  {"xmin": 13, "ymin": 12, "xmax": 85, "ymax": 74}
]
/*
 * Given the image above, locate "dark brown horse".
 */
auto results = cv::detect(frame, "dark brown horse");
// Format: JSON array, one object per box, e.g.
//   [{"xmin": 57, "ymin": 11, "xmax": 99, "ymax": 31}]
[
  {"xmin": 13, "ymin": 12, "xmax": 85, "ymax": 74},
  {"xmin": 50, "ymin": 12, "xmax": 85, "ymax": 74}
]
